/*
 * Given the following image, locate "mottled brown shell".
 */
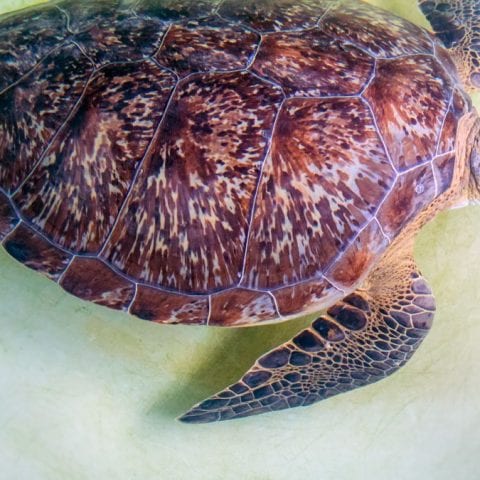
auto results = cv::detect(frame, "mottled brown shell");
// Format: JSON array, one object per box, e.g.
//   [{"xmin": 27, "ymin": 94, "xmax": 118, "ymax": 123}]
[{"xmin": 0, "ymin": 0, "xmax": 470, "ymax": 326}]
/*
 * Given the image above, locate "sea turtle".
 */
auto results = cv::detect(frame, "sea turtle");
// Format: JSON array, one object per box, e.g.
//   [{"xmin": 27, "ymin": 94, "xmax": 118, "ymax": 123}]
[{"xmin": 0, "ymin": 0, "xmax": 479, "ymax": 424}]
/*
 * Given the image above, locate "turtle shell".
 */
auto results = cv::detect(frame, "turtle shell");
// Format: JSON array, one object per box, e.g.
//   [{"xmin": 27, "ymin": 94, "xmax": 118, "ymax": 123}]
[{"xmin": 0, "ymin": 0, "xmax": 471, "ymax": 326}]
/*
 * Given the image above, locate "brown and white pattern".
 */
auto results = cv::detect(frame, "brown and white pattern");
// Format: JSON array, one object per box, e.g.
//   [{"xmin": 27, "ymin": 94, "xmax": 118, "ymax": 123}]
[
  {"xmin": 156, "ymin": 17, "xmax": 259, "ymax": 77},
  {"xmin": 209, "ymin": 288, "xmax": 278, "ymax": 326},
  {"xmin": 251, "ymin": 30, "xmax": 374, "ymax": 97},
  {"xmin": 60, "ymin": 257, "xmax": 135, "ymax": 310},
  {"xmin": 272, "ymin": 278, "xmax": 343, "ymax": 318},
  {"xmin": 242, "ymin": 97, "xmax": 395, "ymax": 290},
  {"xmin": 74, "ymin": 13, "xmax": 168, "ymax": 65},
  {"xmin": 134, "ymin": 0, "xmax": 222, "ymax": 21},
  {"xmin": 432, "ymin": 152, "xmax": 457, "ymax": 195},
  {"xmin": 322, "ymin": 0, "xmax": 434, "ymax": 58},
  {"xmin": 102, "ymin": 71, "xmax": 284, "ymax": 293},
  {"xmin": 129, "ymin": 285, "xmax": 209, "ymax": 324},
  {"xmin": 377, "ymin": 165, "xmax": 437, "ymax": 239},
  {"xmin": 3, "ymin": 222, "xmax": 72, "ymax": 280},
  {"xmin": 364, "ymin": 55, "xmax": 453, "ymax": 172},
  {"xmin": 218, "ymin": 0, "xmax": 333, "ymax": 33},
  {"xmin": 437, "ymin": 88, "xmax": 471, "ymax": 155},
  {"xmin": 0, "ymin": 44, "xmax": 93, "ymax": 192},
  {"xmin": 0, "ymin": 0, "xmax": 468, "ymax": 326},
  {"xmin": 0, "ymin": 4, "xmax": 69, "ymax": 91},
  {"xmin": 14, "ymin": 60, "xmax": 176, "ymax": 253},
  {"xmin": 325, "ymin": 220, "xmax": 389, "ymax": 288}
]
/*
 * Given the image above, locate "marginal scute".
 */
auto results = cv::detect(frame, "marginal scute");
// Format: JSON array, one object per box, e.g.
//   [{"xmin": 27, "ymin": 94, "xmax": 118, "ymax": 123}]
[
  {"xmin": 434, "ymin": 43, "xmax": 460, "ymax": 83},
  {"xmin": 243, "ymin": 97, "xmax": 394, "ymax": 290},
  {"xmin": 326, "ymin": 221, "xmax": 389, "ymax": 289},
  {"xmin": 103, "ymin": 71, "xmax": 283, "ymax": 293},
  {"xmin": 364, "ymin": 55, "xmax": 453, "ymax": 171},
  {"xmin": 251, "ymin": 30, "xmax": 374, "ymax": 97},
  {"xmin": 15, "ymin": 60, "xmax": 175, "ymax": 253},
  {"xmin": 58, "ymin": 0, "xmax": 123, "ymax": 33},
  {"xmin": 209, "ymin": 288, "xmax": 277, "ymax": 326},
  {"xmin": 0, "ymin": 44, "xmax": 93, "ymax": 192},
  {"xmin": 156, "ymin": 17, "xmax": 260, "ymax": 77},
  {"xmin": 129, "ymin": 285, "xmax": 208, "ymax": 324},
  {"xmin": 377, "ymin": 165, "xmax": 437, "ymax": 238},
  {"xmin": 60, "ymin": 257, "xmax": 135, "ymax": 310},
  {"xmin": 0, "ymin": 191, "xmax": 18, "ymax": 240},
  {"xmin": 3, "ymin": 222, "xmax": 71, "ymax": 280},
  {"xmin": 134, "ymin": 0, "xmax": 221, "ymax": 21},
  {"xmin": 432, "ymin": 153, "xmax": 456, "ymax": 195},
  {"xmin": 218, "ymin": 0, "xmax": 330, "ymax": 33},
  {"xmin": 0, "ymin": 4, "xmax": 69, "ymax": 91},
  {"xmin": 437, "ymin": 88, "xmax": 471, "ymax": 155},
  {"xmin": 272, "ymin": 277, "xmax": 342, "ymax": 317},
  {"xmin": 322, "ymin": 0, "xmax": 434, "ymax": 57}
]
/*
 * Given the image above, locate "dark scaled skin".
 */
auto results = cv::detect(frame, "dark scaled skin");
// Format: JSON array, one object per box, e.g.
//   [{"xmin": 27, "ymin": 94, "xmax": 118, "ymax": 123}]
[
  {"xmin": 0, "ymin": 0, "xmax": 475, "ymax": 422},
  {"xmin": 419, "ymin": 0, "xmax": 480, "ymax": 90},
  {"xmin": 181, "ymin": 249, "xmax": 436, "ymax": 423}
]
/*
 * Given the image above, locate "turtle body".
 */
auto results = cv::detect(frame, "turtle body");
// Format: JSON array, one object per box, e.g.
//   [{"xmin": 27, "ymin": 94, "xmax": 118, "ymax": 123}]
[
  {"xmin": 0, "ymin": 0, "xmax": 467, "ymax": 323},
  {"xmin": 1, "ymin": 0, "xmax": 480, "ymax": 422}
]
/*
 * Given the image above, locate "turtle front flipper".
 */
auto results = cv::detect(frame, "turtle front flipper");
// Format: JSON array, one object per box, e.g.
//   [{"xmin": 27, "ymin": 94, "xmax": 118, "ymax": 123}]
[
  {"xmin": 179, "ymin": 249, "xmax": 435, "ymax": 423},
  {"xmin": 418, "ymin": 0, "xmax": 480, "ymax": 89}
]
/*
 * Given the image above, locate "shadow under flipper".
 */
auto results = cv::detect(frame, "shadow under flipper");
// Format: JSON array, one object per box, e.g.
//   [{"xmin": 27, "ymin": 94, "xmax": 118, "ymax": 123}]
[{"xmin": 146, "ymin": 313, "xmax": 313, "ymax": 423}]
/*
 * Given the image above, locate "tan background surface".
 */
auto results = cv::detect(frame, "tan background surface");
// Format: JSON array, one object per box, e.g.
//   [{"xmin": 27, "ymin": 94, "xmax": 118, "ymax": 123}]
[{"xmin": 0, "ymin": 1, "xmax": 479, "ymax": 478}]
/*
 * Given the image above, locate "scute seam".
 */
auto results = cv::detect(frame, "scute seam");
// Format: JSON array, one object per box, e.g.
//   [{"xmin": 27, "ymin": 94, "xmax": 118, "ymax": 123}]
[
  {"xmin": 435, "ymin": 91, "xmax": 454, "ymax": 157},
  {"xmin": 268, "ymin": 290, "xmax": 283, "ymax": 320},
  {"xmin": 8, "ymin": 43, "xmax": 95, "ymax": 197},
  {"xmin": 238, "ymin": 96, "xmax": 286, "ymax": 286},
  {"xmin": 97, "ymin": 66, "xmax": 180, "ymax": 257},
  {"xmin": 55, "ymin": 5, "xmax": 74, "ymax": 34},
  {"xmin": 359, "ymin": 97, "xmax": 399, "ymax": 175}
]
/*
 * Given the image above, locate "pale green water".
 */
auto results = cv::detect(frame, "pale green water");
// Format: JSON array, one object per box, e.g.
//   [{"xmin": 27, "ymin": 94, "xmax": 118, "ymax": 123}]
[{"xmin": 0, "ymin": 1, "xmax": 479, "ymax": 479}]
